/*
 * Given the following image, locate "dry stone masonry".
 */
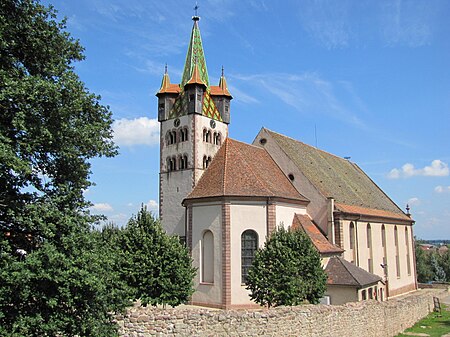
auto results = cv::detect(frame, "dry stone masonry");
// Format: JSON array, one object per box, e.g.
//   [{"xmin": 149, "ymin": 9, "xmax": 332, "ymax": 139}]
[{"xmin": 116, "ymin": 289, "xmax": 447, "ymax": 337}]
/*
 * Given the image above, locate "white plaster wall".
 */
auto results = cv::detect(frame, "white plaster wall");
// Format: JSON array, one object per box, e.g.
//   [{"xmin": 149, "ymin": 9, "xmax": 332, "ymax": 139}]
[
  {"xmin": 275, "ymin": 203, "xmax": 307, "ymax": 229},
  {"xmin": 253, "ymin": 129, "xmax": 329, "ymax": 234},
  {"xmin": 341, "ymin": 219, "xmax": 415, "ymax": 297},
  {"xmin": 160, "ymin": 169, "xmax": 192, "ymax": 236},
  {"xmin": 191, "ymin": 203, "xmax": 223, "ymax": 306},
  {"xmin": 192, "ymin": 114, "xmax": 228, "ymax": 184},
  {"xmin": 230, "ymin": 202, "xmax": 267, "ymax": 305},
  {"xmin": 160, "ymin": 114, "xmax": 228, "ymax": 235},
  {"xmin": 325, "ymin": 286, "xmax": 358, "ymax": 305}
]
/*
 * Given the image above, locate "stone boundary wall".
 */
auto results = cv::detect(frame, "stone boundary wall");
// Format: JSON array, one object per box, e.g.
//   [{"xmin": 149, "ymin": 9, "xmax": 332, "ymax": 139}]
[{"xmin": 117, "ymin": 289, "xmax": 448, "ymax": 337}]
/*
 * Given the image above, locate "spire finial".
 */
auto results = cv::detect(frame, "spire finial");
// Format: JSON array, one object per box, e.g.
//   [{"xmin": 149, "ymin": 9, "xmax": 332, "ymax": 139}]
[
  {"xmin": 221, "ymin": 65, "xmax": 224, "ymax": 77},
  {"xmin": 193, "ymin": 2, "xmax": 200, "ymax": 21},
  {"xmin": 406, "ymin": 204, "xmax": 410, "ymax": 215},
  {"xmin": 165, "ymin": 63, "xmax": 168, "ymax": 74}
]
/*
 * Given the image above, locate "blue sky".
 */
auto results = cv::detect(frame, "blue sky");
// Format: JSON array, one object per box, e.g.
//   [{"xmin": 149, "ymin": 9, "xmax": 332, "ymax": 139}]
[{"xmin": 45, "ymin": 0, "xmax": 450, "ymax": 239}]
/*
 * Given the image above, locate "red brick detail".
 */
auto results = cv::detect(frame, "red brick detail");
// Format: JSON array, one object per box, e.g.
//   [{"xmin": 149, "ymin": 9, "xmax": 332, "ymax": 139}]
[
  {"xmin": 187, "ymin": 205, "xmax": 193, "ymax": 253},
  {"xmin": 267, "ymin": 201, "xmax": 276, "ymax": 237},
  {"xmin": 222, "ymin": 201, "xmax": 231, "ymax": 308},
  {"xmin": 388, "ymin": 282, "xmax": 417, "ymax": 298}
]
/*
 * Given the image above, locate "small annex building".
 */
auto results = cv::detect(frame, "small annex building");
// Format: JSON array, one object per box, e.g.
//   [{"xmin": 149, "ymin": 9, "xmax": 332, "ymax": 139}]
[{"xmin": 157, "ymin": 16, "xmax": 417, "ymax": 309}]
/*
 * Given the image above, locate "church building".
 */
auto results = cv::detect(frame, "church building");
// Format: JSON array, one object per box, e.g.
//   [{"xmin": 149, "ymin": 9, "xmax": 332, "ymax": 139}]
[{"xmin": 157, "ymin": 16, "xmax": 417, "ymax": 309}]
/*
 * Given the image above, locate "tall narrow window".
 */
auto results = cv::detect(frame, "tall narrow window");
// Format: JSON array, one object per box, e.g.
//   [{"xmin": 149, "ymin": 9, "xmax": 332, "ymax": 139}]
[
  {"xmin": 394, "ymin": 226, "xmax": 400, "ymax": 278},
  {"xmin": 203, "ymin": 128, "xmax": 207, "ymax": 142},
  {"xmin": 202, "ymin": 230, "xmax": 214, "ymax": 283},
  {"xmin": 367, "ymin": 224, "xmax": 373, "ymax": 273},
  {"xmin": 241, "ymin": 230, "xmax": 258, "ymax": 284},
  {"xmin": 381, "ymin": 224, "xmax": 388, "ymax": 276},
  {"xmin": 405, "ymin": 227, "xmax": 411, "ymax": 276},
  {"xmin": 349, "ymin": 222, "xmax": 355, "ymax": 249}
]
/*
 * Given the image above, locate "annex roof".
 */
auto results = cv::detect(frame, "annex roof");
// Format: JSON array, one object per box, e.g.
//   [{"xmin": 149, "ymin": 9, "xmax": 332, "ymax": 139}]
[
  {"xmin": 291, "ymin": 214, "xmax": 343, "ymax": 255},
  {"xmin": 184, "ymin": 138, "xmax": 309, "ymax": 203},
  {"xmin": 325, "ymin": 256, "xmax": 382, "ymax": 287},
  {"xmin": 264, "ymin": 129, "xmax": 409, "ymax": 219}
]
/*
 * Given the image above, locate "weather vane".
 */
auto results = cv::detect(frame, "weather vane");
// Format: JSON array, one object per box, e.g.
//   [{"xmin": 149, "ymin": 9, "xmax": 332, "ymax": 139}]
[
  {"xmin": 193, "ymin": 2, "xmax": 200, "ymax": 21},
  {"xmin": 194, "ymin": 2, "xmax": 199, "ymax": 16}
]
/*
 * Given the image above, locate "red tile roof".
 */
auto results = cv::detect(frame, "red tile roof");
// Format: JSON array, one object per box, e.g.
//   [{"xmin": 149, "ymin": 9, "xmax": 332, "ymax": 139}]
[
  {"xmin": 186, "ymin": 62, "xmax": 206, "ymax": 86},
  {"xmin": 335, "ymin": 203, "xmax": 412, "ymax": 222},
  {"xmin": 156, "ymin": 72, "xmax": 181, "ymax": 95},
  {"xmin": 291, "ymin": 214, "xmax": 343, "ymax": 255},
  {"xmin": 184, "ymin": 138, "xmax": 308, "ymax": 202}
]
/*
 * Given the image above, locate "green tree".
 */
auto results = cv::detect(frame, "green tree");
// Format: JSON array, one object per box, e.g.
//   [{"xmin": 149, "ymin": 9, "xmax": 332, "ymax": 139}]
[
  {"xmin": 246, "ymin": 227, "xmax": 327, "ymax": 308},
  {"xmin": 119, "ymin": 206, "xmax": 196, "ymax": 307},
  {"xmin": 415, "ymin": 242, "xmax": 434, "ymax": 283},
  {"xmin": 0, "ymin": 1, "xmax": 126, "ymax": 335}
]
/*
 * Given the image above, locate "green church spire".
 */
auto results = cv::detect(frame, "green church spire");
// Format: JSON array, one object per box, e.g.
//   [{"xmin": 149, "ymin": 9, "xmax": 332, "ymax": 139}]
[{"xmin": 181, "ymin": 17, "xmax": 210, "ymax": 88}]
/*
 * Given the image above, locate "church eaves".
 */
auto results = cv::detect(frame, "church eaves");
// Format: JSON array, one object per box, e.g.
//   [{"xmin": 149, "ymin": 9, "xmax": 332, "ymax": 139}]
[{"xmin": 181, "ymin": 17, "xmax": 210, "ymax": 88}]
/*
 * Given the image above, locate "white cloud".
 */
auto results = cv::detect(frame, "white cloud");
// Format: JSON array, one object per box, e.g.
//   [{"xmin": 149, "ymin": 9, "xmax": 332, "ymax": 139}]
[
  {"xmin": 146, "ymin": 199, "xmax": 159, "ymax": 213},
  {"xmin": 435, "ymin": 185, "xmax": 450, "ymax": 193},
  {"xmin": 113, "ymin": 117, "xmax": 159, "ymax": 146},
  {"xmin": 298, "ymin": 0, "xmax": 352, "ymax": 49},
  {"xmin": 380, "ymin": 0, "xmax": 436, "ymax": 47},
  {"xmin": 233, "ymin": 72, "xmax": 366, "ymax": 128},
  {"xmin": 388, "ymin": 160, "xmax": 449, "ymax": 179},
  {"xmin": 90, "ymin": 203, "xmax": 114, "ymax": 212},
  {"xmin": 407, "ymin": 197, "xmax": 420, "ymax": 206}
]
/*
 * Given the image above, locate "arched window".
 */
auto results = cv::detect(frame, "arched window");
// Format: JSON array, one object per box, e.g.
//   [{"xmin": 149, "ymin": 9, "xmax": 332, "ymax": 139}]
[
  {"xmin": 367, "ymin": 224, "xmax": 373, "ymax": 273},
  {"xmin": 202, "ymin": 230, "xmax": 214, "ymax": 283},
  {"xmin": 180, "ymin": 128, "xmax": 188, "ymax": 142},
  {"xmin": 206, "ymin": 130, "xmax": 211, "ymax": 143},
  {"xmin": 381, "ymin": 224, "xmax": 387, "ymax": 275},
  {"xmin": 203, "ymin": 156, "xmax": 212, "ymax": 169},
  {"xmin": 349, "ymin": 222, "xmax": 355, "ymax": 249},
  {"xmin": 203, "ymin": 128, "xmax": 207, "ymax": 142},
  {"xmin": 394, "ymin": 226, "xmax": 400, "ymax": 278},
  {"xmin": 349, "ymin": 222, "xmax": 356, "ymax": 264},
  {"xmin": 167, "ymin": 157, "xmax": 176, "ymax": 172},
  {"xmin": 241, "ymin": 230, "xmax": 258, "ymax": 284},
  {"xmin": 179, "ymin": 155, "xmax": 188, "ymax": 170},
  {"xmin": 217, "ymin": 133, "xmax": 221, "ymax": 145},
  {"xmin": 171, "ymin": 156, "xmax": 177, "ymax": 171},
  {"xmin": 405, "ymin": 227, "xmax": 411, "ymax": 275}
]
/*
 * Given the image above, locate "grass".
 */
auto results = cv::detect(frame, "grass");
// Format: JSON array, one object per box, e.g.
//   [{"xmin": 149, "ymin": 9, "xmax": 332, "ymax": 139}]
[{"xmin": 396, "ymin": 304, "xmax": 450, "ymax": 337}]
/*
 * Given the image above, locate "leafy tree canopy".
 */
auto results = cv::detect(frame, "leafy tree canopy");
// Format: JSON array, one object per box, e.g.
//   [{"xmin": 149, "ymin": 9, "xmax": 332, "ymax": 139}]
[
  {"xmin": 246, "ymin": 226, "xmax": 327, "ymax": 307},
  {"xmin": 117, "ymin": 206, "xmax": 196, "ymax": 308},
  {"xmin": 0, "ymin": 1, "xmax": 124, "ymax": 336}
]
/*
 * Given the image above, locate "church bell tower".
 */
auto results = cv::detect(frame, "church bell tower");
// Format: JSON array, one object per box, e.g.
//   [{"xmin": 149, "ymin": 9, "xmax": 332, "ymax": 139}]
[{"xmin": 157, "ymin": 15, "xmax": 232, "ymax": 237}]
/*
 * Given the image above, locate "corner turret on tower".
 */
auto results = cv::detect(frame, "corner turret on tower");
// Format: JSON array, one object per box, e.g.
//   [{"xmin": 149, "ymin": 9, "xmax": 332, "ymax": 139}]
[
  {"xmin": 211, "ymin": 66, "xmax": 233, "ymax": 124},
  {"xmin": 156, "ymin": 65, "xmax": 180, "ymax": 122}
]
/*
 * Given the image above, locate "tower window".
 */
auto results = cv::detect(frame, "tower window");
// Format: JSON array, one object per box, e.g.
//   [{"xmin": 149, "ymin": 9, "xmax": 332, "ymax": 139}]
[
  {"xmin": 259, "ymin": 138, "xmax": 267, "ymax": 145},
  {"xmin": 179, "ymin": 155, "xmax": 188, "ymax": 170},
  {"xmin": 180, "ymin": 127, "xmax": 188, "ymax": 142},
  {"xmin": 203, "ymin": 155, "xmax": 212, "ymax": 169},
  {"xmin": 167, "ymin": 130, "xmax": 177, "ymax": 145},
  {"xmin": 189, "ymin": 94, "xmax": 195, "ymax": 102},
  {"xmin": 288, "ymin": 174, "xmax": 295, "ymax": 181}
]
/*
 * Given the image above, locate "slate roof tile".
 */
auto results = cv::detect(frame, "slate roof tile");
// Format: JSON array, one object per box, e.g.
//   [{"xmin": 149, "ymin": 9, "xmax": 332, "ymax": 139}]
[{"xmin": 325, "ymin": 256, "xmax": 382, "ymax": 287}]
